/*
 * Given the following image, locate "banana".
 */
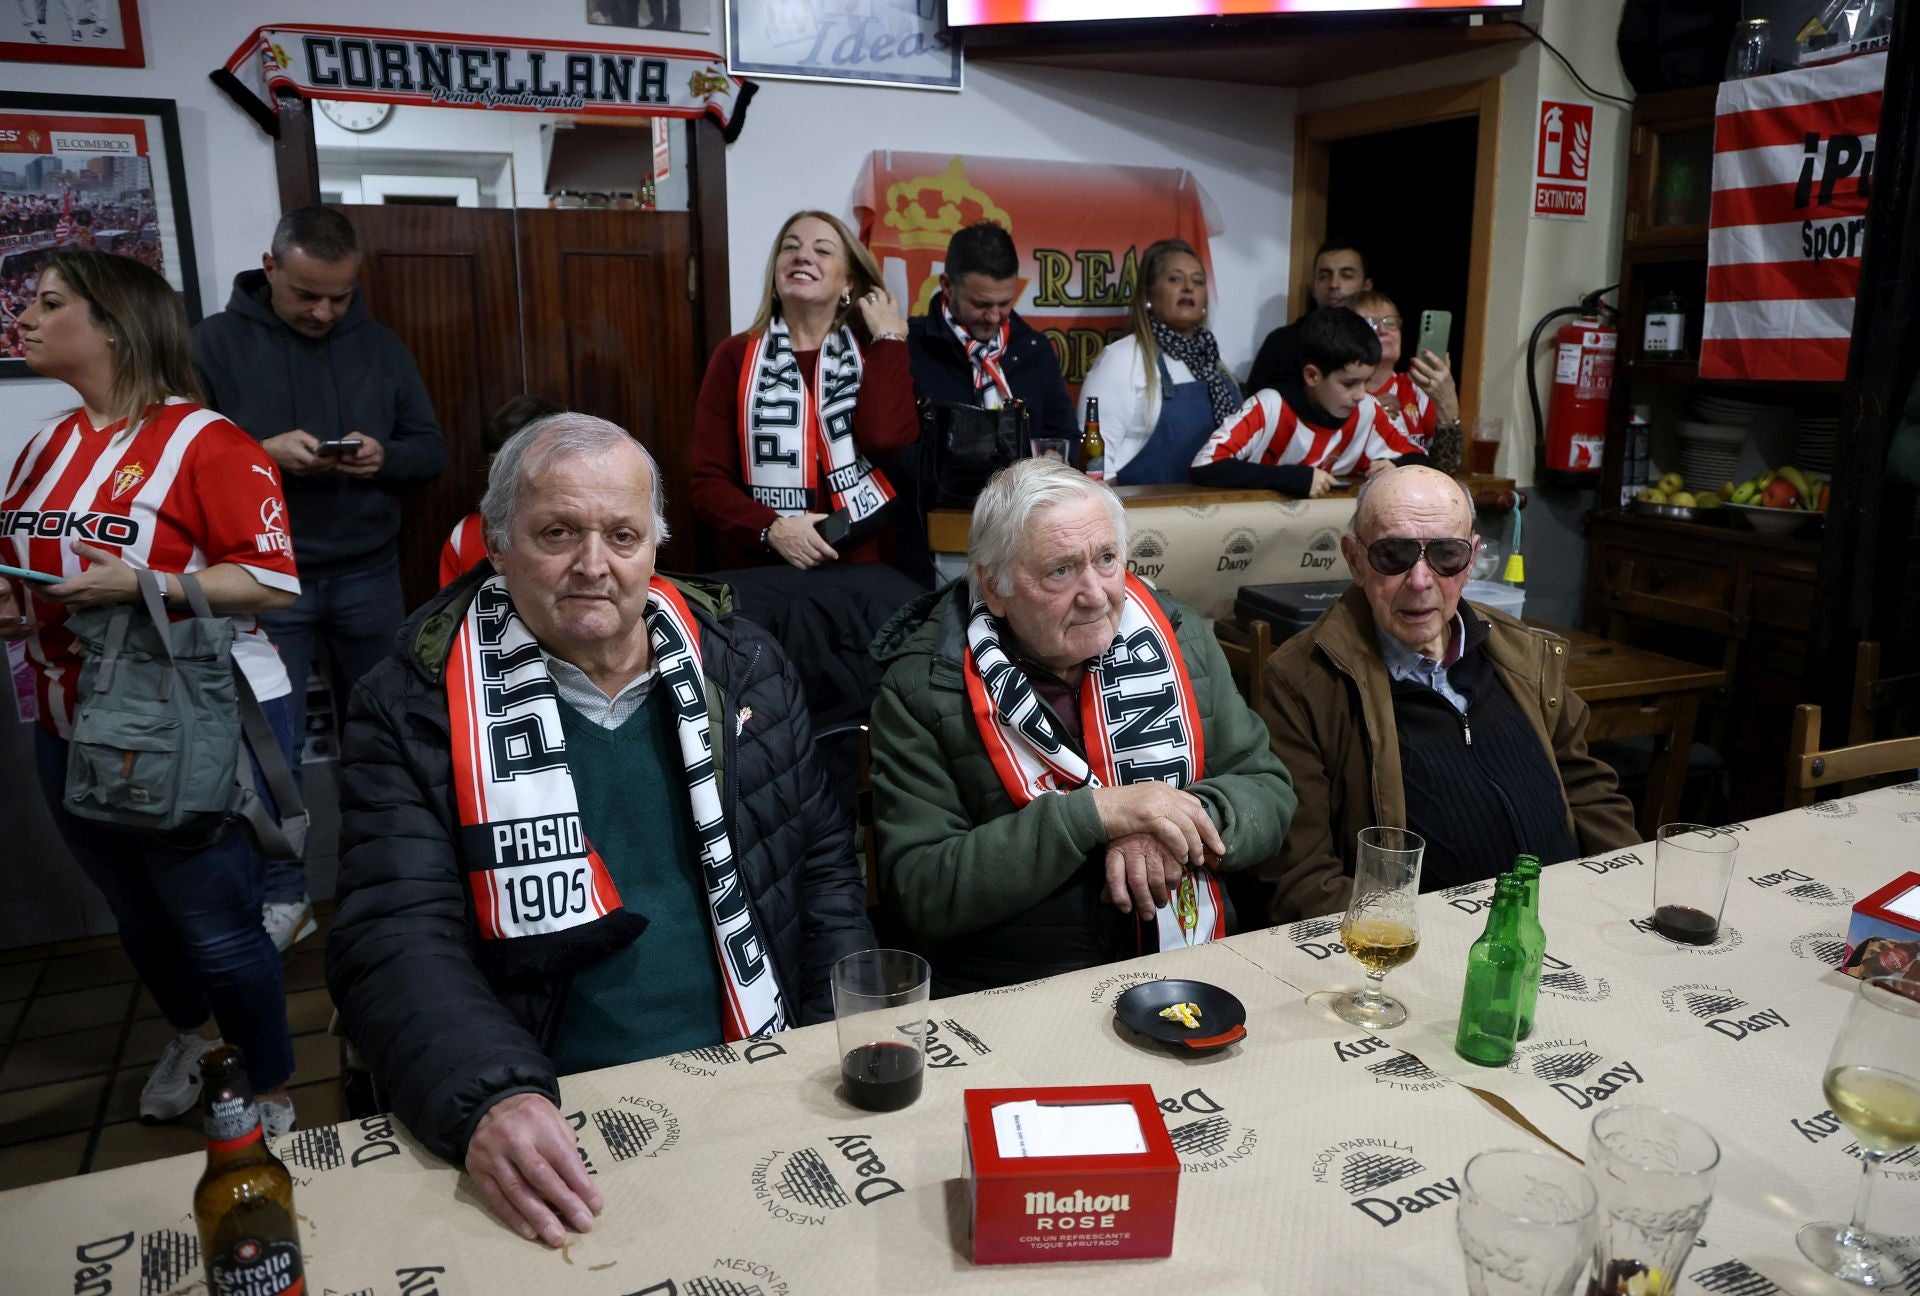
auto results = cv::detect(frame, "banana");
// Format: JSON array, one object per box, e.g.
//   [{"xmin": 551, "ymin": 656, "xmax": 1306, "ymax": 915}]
[
  {"xmin": 1758, "ymin": 469, "xmax": 1777, "ymax": 488},
  {"xmin": 1778, "ymin": 465, "xmax": 1811, "ymax": 505},
  {"xmin": 1731, "ymin": 481, "xmax": 1758, "ymax": 505}
]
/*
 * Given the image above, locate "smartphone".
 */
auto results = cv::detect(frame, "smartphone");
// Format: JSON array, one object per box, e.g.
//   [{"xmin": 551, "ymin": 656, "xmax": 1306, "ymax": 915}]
[
  {"xmin": 315, "ymin": 438, "xmax": 363, "ymax": 457},
  {"xmin": 813, "ymin": 509, "xmax": 853, "ymax": 548},
  {"xmin": 1415, "ymin": 310, "xmax": 1453, "ymax": 365},
  {"xmin": 0, "ymin": 562, "xmax": 63, "ymax": 585}
]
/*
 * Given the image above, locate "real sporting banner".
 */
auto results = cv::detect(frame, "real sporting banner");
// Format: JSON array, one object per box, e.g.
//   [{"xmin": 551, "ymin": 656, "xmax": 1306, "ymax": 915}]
[
  {"xmin": 218, "ymin": 24, "xmax": 751, "ymax": 136},
  {"xmin": 1700, "ymin": 52, "xmax": 1884, "ymax": 381},
  {"xmin": 853, "ymin": 151, "xmax": 1219, "ymax": 393}
]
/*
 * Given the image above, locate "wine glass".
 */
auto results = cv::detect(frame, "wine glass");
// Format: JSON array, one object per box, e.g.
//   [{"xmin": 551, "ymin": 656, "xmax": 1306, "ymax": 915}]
[
  {"xmin": 1330, "ymin": 827, "xmax": 1425, "ymax": 1028},
  {"xmin": 1796, "ymin": 974, "xmax": 1920, "ymax": 1287}
]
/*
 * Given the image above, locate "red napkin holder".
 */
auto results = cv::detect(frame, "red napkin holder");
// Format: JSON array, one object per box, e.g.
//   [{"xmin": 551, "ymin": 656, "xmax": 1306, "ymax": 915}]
[
  {"xmin": 1843, "ymin": 871, "xmax": 1920, "ymax": 984},
  {"xmin": 963, "ymin": 1084, "xmax": 1179, "ymax": 1265}
]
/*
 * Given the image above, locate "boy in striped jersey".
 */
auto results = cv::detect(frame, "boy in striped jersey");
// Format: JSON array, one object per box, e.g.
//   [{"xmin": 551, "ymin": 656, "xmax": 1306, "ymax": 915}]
[{"xmin": 1191, "ymin": 307, "xmax": 1422, "ymax": 498}]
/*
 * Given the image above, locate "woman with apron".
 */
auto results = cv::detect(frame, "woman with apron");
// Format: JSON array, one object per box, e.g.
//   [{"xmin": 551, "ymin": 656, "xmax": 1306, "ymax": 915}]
[{"xmin": 1078, "ymin": 238, "xmax": 1243, "ymax": 484}]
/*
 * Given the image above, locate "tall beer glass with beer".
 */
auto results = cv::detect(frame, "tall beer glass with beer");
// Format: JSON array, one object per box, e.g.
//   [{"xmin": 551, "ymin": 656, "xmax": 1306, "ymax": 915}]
[
  {"xmin": 195, "ymin": 1045, "xmax": 305, "ymax": 1295},
  {"xmin": 1329, "ymin": 827, "xmax": 1425, "ymax": 1028}
]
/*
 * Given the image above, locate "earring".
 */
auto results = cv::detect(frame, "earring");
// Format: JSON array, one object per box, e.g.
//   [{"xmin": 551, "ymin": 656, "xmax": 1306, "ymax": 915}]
[{"xmin": 840, "ymin": 290, "xmax": 852, "ymax": 307}]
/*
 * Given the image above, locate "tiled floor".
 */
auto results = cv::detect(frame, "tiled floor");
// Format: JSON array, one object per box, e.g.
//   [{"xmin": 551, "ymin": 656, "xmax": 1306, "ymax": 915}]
[{"xmin": 0, "ymin": 903, "xmax": 344, "ymax": 1192}]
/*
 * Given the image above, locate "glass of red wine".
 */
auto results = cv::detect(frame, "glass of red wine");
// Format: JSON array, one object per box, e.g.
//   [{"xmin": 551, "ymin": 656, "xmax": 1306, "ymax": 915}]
[
  {"xmin": 1651, "ymin": 823, "xmax": 1738, "ymax": 946},
  {"xmin": 833, "ymin": 949, "xmax": 932, "ymax": 1113}
]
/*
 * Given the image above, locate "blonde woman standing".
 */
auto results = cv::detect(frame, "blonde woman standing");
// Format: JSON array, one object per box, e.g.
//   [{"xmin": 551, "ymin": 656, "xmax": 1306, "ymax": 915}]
[{"xmin": 1078, "ymin": 238, "xmax": 1242, "ymax": 484}]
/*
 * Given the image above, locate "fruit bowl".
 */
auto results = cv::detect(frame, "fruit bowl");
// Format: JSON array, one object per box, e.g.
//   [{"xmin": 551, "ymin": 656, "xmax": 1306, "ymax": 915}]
[{"xmin": 1725, "ymin": 503, "xmax": 1822, "ymax": 535}]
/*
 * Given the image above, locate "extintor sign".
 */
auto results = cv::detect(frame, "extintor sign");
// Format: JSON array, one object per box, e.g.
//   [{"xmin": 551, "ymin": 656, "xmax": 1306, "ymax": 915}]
[{"xmin": 1534, "ymin": 98, "xmax": 1595, "ymax": 220}]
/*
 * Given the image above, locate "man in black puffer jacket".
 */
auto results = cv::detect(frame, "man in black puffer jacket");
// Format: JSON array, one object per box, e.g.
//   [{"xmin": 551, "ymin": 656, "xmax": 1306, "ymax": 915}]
[{"xmin": 326, "ymin": 414, "xmax": 872, "ymax": 1249}]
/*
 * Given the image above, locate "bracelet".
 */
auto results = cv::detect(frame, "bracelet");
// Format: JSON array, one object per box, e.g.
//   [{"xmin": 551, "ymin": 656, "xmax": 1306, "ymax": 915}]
[
  {"xmin": 759, "ymin": 522, "xmax": 774, "ymax": 549},
  {"xmin": 870, "ymin": 331, "xmax": 906, "ymax": 343}
]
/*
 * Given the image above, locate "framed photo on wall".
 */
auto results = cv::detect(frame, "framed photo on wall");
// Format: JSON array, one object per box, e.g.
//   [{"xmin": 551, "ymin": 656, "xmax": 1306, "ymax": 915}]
[
  {"xmin": 727, "ymin": 0, "xmax": 961, "ymax": 91},
  {"xmin": 0, "ymin": 0, "xmax": 145, "ymax": 67},
  {"xmin": 0, "ymin": 92, "xmax": 200, "ymax": 380},
  {"xmin": 587, "ymin": 0, "xmax": 715, "ymax": 35}
]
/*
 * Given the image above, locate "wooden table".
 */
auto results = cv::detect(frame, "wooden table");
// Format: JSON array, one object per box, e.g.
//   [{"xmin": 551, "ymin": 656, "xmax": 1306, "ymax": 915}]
[{"xmin": 1549, "ymin": 623, "xmax": 1728, "ymax": 837}]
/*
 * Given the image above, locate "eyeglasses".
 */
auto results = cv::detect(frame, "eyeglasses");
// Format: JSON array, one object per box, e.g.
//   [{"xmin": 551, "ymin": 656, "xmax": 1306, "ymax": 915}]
[
  {"xmin": 1362, "ymin": 316, "xmax": 1402, "ymax": 334},
  {"xmin": 1366, "ymin": 536, "xmax": 1473, "ymax": 577}
]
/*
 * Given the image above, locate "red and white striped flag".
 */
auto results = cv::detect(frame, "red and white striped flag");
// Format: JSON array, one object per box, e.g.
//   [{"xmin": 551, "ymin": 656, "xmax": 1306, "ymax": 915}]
[
  {"xmin": 1701, "ymin": 52, "xmax": 1884, "ymax": 381},
  {"xmin": 52, "ymin": 185, "xmax": 73, "ymax": 245}
]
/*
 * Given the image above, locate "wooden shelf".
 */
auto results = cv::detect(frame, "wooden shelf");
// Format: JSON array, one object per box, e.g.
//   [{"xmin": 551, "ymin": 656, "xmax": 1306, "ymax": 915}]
[
  {"xmin": 1590, "ymin": 508, "xmax": 1825, "ymax": 557},
  {"xmin": 1623, "ymin": 241, "xmax": 1708, "ymax": 265}
]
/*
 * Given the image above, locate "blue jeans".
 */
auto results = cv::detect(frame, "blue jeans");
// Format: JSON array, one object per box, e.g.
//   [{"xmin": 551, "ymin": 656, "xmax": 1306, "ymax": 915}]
[
  {"xmin": 34, "ymin": 697, "xmax": 298, "ymax": 1092},
  {"xmin": 256, "ymin": 558, "xmax": 406, "ymax": 903}
]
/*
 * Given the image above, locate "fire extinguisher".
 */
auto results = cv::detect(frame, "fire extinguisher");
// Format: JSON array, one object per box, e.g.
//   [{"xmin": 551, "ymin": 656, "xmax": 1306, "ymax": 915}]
[{"xmin": 1528, "ymin": 288, "xmax": 1616, "ymax": 488}]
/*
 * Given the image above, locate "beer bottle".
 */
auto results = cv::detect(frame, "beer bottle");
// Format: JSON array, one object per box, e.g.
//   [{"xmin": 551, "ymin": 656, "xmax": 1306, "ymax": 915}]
[
  {"xmin": 194, "ymin": 1045, "xmax": 305, "ymax": 1296},
  {"xmin": 1080, "ymin": 397, "xmax": 1106, "ymax": 481},
  {"xmin": 1455, "ymin": 876, "xmax": 1527, "ymax": 1067},
  {"xmin": 1511, "ymin": 855, "xmax": 1546, "ymax": 1039}
]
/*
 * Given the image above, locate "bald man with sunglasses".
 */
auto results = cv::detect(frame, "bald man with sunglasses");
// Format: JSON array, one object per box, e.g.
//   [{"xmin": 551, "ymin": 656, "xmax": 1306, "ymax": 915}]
[{"xmin": 1254, "ymin": 466, "xmax": 1637, "ymax": 921}]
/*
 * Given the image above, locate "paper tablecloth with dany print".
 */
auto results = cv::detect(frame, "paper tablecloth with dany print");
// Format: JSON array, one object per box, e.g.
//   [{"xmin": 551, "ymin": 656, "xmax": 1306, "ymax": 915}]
[{"xmin": 4, "ymin": 791, "xmax": 1920, "ymax": 1293}]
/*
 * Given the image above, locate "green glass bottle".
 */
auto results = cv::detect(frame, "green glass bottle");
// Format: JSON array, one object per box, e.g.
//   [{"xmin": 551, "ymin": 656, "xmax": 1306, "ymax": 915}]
[
  {"xmin": 1512, "ymin": 856, "xmax": 1546, "ymax": 1039},
  {"xmin": 1456, "ymin": 876, "xmax": 1527, "ymax": 1067}
]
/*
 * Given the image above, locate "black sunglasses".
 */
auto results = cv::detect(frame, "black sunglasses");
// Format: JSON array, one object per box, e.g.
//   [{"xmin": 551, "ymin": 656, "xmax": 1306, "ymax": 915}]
[{"xmin": 1366, "ymin": 536, "xmax": 1474, "ymax": 578}]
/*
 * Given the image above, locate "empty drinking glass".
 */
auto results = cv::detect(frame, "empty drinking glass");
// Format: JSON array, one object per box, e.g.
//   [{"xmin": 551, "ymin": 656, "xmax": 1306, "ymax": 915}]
[
  {"xmin": 1586, "ymin": 1106, "xmax": 1720, "ymax": 1296},
  {"xmin": 1457, "ymin": 1148, "xmax": 1597, "ymax": 1296}
]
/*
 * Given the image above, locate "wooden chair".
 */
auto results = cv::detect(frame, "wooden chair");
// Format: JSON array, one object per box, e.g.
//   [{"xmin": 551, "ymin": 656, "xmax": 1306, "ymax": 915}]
[
  {"xmin": 1850, "ymin": 641, "xmax": 1920, "ymax": 745},
  {"xmin": 1213, "ymin": 617, "xmax": 1274, "ymax": 708},
  {"xmin": 1603, "ymin": 558, "xmax": 1751, "ymax": 738},
  {"xmin": 1784, "ymin": 704, "xmax": 1920, "ymax": 809}
]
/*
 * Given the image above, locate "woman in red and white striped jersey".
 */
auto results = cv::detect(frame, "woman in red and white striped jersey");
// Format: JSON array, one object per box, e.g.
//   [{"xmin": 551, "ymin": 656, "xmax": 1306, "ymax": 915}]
[
  {"xmin": 0, "ymin": 251, "xmax": 304, "ymax": 1133},
  {"xmin": 1348, "ymin": 289, "xmax": 1462, "ymax": 473}
]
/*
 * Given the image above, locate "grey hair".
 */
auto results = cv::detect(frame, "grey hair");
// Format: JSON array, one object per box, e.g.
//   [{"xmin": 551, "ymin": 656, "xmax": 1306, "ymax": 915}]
[
  {"xmin": 481, "ymin": 412, "xmax": 670, "ymax": 549},
  {"xmin": 968, "ymin": 458, "xmax": 1128, "ymax": 597},
  {"xmin": 1348, "ymin": 465, "xmax": 1478, "ymax": 537}
]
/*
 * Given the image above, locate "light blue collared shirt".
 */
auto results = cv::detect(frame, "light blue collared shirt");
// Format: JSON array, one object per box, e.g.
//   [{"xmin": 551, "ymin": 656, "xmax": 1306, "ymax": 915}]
[
  {"xmin": 1376, "ymin": 612, "xmax": 1471, "ymax": 716},
  {"xmin": 543, "ymin": 653, "xmax": 656, "ymax": 730}
]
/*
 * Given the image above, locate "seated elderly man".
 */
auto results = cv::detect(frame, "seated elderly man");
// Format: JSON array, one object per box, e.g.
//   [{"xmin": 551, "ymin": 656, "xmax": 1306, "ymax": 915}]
[
  {"xmin": 1257, "ymin": 465, "xmax": 1637, "ymax": 920},
  {"xmin": 870, "ymin": 458, "xmax": 1296, "ymax": 994},
  {"xmin": 327, "ymin": 413, "xmax": 872, "ymax": 1248}
]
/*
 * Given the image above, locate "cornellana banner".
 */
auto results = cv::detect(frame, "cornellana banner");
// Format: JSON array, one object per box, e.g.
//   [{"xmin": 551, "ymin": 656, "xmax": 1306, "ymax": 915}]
[
  {"xmin": 218, "ymin": 24, "xmax": 751, "ymax": 135},
  {"xmin": 853, "ymin": 151, "xmax": 1219, "ymax": 394},
  {"xmin": 1700, "ymin": 51, "xmax": 1884, "ymax": 381}
]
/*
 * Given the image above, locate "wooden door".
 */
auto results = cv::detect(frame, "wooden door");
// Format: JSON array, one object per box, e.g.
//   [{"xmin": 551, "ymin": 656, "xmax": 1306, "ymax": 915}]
[
  {"xmin": 338, "ymin": 206, "xmax": 522, "ymax": 610},
  {"xmin": 518, "ymin": 210, "xmax": 699, "ymax": 574}
]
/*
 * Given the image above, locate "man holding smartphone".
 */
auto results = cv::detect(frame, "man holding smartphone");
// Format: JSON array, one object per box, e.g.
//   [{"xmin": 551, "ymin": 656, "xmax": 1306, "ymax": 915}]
[{"xmin": 193, "ymin": 205, "xmax": 447, "ymax": 952}]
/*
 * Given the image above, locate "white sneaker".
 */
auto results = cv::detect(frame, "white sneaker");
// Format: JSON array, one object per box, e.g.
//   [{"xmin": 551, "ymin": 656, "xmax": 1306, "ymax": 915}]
[
  {"xmin": 262, "ymin": 898, "xmax": 318, "ymax": 955},
  {"xmin": 257, "ymin": 1095, "xmax": 297, "ymax": 1140},
  {"xmin": 142, "ymin": 1033, "xmax": 215, "ymax": 1123}
]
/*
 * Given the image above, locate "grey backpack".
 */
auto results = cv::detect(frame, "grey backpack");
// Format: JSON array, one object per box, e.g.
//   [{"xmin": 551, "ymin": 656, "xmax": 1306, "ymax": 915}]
[{"xmin": 61, "ymin": 570, "xmax": 308, "ymax": 858}]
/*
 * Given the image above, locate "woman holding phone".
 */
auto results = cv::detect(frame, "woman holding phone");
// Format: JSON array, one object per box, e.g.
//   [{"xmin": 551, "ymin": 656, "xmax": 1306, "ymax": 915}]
[
  {"xmin": 1347, "ymin": 290, "xmax": 1462, "ymax": 473},
  {"xmin": 689, "ymin": 209, "xmax": 917, "ymax": 570},
  {"xmin": 0, "ymin": 251, "xmax": 304, "ymax": 1133}
]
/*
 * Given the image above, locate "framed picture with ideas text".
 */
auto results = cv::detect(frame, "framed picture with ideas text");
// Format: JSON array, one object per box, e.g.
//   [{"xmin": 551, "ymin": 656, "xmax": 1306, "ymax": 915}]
[
  {"xmin": 0, "ymin": 93, "xmax": 200, "ymax": 380},
  {"xmin": 727, "ymin": 0, "xmax": 960, "ymax": 91},
  {"xmin": 0, "ymin": 0, "xmax": 145, "ymax": 67}
]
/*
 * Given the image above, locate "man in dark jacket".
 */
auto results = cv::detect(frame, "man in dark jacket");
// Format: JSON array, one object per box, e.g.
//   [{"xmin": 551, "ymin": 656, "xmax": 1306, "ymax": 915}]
[
  {"xmin": 896, "ymin": 221, "xmax": 1076, "ymax": 584},
  {"xmin": 327, "ymin": 414, "xmax": 872, "ymax": 1249},
  {"xmin": 1245, "ymin": 236, "xmax": 1371, "ymax": 396},
  {"xmin": 193, "ymin": 206, "xmax": 448, "ymax": 950}
]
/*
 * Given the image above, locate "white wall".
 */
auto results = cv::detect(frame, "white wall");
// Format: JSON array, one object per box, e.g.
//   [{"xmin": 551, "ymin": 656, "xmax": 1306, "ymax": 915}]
[{"xmin": 1, "ymin": 0, "xmax": 1294, "ymax": 444}]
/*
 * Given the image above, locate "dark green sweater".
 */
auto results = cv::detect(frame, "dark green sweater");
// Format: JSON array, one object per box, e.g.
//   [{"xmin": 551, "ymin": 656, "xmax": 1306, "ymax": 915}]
[{"xmin": 549, "ymin": 693, "xmax": 725, "ymax": 1074}]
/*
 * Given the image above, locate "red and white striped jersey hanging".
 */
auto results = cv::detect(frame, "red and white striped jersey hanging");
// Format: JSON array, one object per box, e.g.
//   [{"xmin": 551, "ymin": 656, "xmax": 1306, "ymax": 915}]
[{"xmin": 1700, "ymin": 52, "xmax": 1884, "ymax": 381}]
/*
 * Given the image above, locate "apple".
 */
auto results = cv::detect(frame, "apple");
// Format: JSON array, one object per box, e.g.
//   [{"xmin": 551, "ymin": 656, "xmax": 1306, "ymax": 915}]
[{"xmin": 1762, "ymin": 479, "xmax": 1798, "ymax": 509}]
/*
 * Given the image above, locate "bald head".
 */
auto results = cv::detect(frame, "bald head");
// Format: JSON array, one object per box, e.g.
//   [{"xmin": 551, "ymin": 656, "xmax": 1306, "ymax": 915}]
[
  {"xmin": 1342, "ymin": 465, "xmax": 1481, "ymax": 661},
  {"xmin": 1351, "ymin": 465, "xmax": 1477, "ymax": 539}
]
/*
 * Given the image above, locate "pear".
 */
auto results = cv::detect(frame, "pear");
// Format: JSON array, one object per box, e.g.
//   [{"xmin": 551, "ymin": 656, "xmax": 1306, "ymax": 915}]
[
  {"xmin": 1658, "ymin": 472, "xmax": 1686, "ymax": 495},
  {"xmin": 1669, "ymin": 491, "xmax": 1698, "ymax": 507}
]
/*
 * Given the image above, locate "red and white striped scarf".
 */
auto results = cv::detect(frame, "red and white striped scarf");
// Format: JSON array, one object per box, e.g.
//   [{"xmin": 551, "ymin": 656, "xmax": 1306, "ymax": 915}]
[
  {"xmin": 941, "ymin": 295, "xmax": 1011, "ymax": 403},
  {"xmin": 446, "ymin": 573, "xmax": 788, "ymax": 1040},
  {"xmin": 737, "ymin": 317, "xmax": 895, "ymax": 523},
  {"xmin": 961, "ymin": 574, "xmax": 1225, "ymax": 948}
]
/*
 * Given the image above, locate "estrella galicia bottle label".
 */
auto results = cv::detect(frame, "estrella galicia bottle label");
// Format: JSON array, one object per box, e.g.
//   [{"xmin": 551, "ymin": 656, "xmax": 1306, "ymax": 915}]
[{"xmin": 208, "ymin": 1236, "xmax": 304, "ymax": 1295}]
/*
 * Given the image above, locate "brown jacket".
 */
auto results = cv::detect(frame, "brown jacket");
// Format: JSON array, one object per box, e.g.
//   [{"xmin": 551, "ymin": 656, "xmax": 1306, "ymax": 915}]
[{"xmin": 1256, "ymin": 587, "xmax": 1639, "ymax": 922}]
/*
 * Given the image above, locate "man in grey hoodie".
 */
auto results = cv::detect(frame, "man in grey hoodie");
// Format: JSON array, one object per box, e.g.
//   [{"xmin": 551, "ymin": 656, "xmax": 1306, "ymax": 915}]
[{"xmin": 193, "ymin": 206, "xmax": 447, "ymax": 951}]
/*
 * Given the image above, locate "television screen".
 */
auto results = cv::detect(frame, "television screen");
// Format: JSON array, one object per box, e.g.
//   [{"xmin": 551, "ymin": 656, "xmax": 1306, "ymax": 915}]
[{"xmin": 947, "ymin": 1, "xmax": 1524, "ymax": 25}]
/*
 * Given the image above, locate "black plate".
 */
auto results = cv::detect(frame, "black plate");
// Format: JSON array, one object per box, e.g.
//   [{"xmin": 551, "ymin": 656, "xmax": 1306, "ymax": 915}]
[{"xmin": 1115, "ymin": 979, "xmax": 1248, "ymax": 1052}]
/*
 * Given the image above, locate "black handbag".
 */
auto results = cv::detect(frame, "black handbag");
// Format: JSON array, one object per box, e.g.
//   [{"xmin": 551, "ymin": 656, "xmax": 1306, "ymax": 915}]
[{"xmin": 916, "ymin": 397, "xmax": 1030, "ymax": 512}]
